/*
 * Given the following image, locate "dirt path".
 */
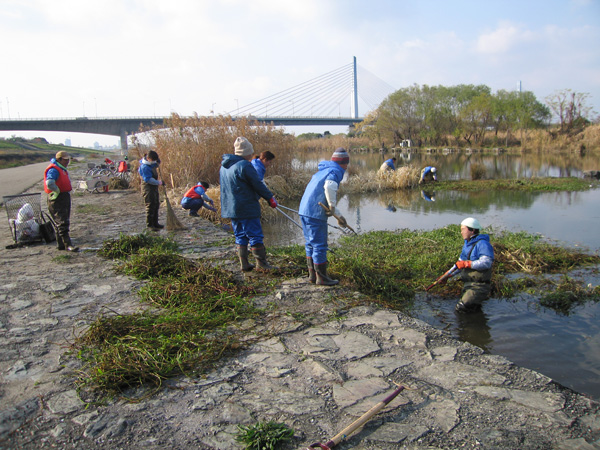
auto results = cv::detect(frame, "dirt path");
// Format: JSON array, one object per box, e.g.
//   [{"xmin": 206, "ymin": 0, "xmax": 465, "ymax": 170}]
[{"xmin": 1, "ymin": 159, "xmax": 599, "ymax": 450}]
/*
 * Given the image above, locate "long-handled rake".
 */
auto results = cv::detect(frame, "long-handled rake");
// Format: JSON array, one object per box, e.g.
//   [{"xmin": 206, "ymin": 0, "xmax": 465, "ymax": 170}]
[
  {"xmin": 277, "ymin": 204, "xmax": 355, "ymax": 235},
  {"xmin": 318, "ymin": 202, "xmax": 357, "ymax": 235},
  {"xmin": 306, "ymin": 381, "xmax": 407, "ymax": 449},
  {"xmin": 425, "ymin": 264, "xmax": 457, "ymax": 291}
]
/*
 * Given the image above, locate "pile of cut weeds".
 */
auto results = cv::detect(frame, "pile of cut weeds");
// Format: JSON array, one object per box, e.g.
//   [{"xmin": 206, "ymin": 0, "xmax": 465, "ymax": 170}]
[{"xmin": 74, "ymin": 233, "xmax": 258, "ymax": 396}]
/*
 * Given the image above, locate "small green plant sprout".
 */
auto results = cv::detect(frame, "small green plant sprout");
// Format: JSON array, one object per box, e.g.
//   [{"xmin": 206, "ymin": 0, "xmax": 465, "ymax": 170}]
[
  {"xmin": 235, "ymin": 421, "xmax": 294, "ymax": 450},
  {"xmin": 52, "ymin": 254, "xmax": 73, "ymax": 263}
]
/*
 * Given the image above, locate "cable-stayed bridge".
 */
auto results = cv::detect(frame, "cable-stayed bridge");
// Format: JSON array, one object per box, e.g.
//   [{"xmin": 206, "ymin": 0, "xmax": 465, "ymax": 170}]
[{"xmin": 0, "ymin": 57, "xmax": 395, "ymax": 149}]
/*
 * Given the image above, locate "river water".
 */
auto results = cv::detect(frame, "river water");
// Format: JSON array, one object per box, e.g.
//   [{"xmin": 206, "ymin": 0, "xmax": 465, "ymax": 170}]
[{"xmin": 263, "ymin": 150, "xmax": 600, "ymax": 400}]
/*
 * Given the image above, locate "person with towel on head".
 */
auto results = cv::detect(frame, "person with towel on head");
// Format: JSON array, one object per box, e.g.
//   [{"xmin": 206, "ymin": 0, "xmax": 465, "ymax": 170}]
[
  {"xmin": 299, "ymin": 148, "xmax": 349, "ymax": 286},
  {"xmin": 44, "ymin": 151, "xmax": 78, "ymax": 252},
  {"xmin": 220, "ymin": 137, "xmax": 278, "ymax": 272}
]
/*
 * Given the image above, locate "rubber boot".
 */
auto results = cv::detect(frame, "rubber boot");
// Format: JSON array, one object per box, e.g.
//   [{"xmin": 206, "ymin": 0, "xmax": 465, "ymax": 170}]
[
  {"xmin": 315, "ymin": 262, "xmax": 339, "ymax": 286},
  {"xmin": 56, "ymin": 234, "xmax": 66, "ymax": 251},
  {"xmin": 238, "ymin": 245, "xmax": 255, "ymax": 272},
  {"xmin": 63, "ymin": 236, "xmax": 79, "ymax": 253},
  {"xmin": 251, "ymin": 244, "xmax": 274, "ymax": 271},
  {"xmin": 307, "ymin": 257, "xmax": 316, "ymax": 283}
]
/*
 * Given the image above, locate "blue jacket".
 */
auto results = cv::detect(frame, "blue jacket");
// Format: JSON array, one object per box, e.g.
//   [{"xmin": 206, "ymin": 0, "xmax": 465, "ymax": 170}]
[
  {"xmin": 251, "ymin": 158, "xmax": 266, "ymax": 181},
  {"xmin": 138, "ymin": 157, "xmax": 160, "ymax": 185},
  {"xmin": 220, "ymin": 154, "xmax": 273, "ymax": 219},
  {"xmin": 459, "ymin": 233, "xmax": 494, "ymax": 268},
  {"xmin": 299, "ymin": 161, "xmax": 346, "ymax": 221},
  {"xmin": 384, "ymin": 159, "xmax": 396, "ymax": 170}
]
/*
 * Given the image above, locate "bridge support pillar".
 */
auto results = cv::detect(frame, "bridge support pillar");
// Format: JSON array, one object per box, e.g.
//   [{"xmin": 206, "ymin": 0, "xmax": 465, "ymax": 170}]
[{"xmin": 120, "ymin": 128, "xmax": 128, "ymax": 153}]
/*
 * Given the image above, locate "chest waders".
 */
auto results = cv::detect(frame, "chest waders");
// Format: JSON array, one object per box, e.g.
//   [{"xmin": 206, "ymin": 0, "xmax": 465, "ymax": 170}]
[{"xmin": 457, "ymin": 245, "xmax": 492, "ymax": 311}]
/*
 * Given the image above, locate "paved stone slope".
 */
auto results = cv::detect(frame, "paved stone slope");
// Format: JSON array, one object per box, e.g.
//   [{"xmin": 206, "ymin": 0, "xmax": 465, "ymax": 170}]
[{"xmin": 0, "ymin": 164, "xmax": 599, "ymax": 450}]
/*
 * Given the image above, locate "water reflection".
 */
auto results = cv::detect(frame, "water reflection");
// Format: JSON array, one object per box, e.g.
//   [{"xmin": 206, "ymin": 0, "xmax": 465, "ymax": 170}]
[
  {"xmin": 454, "ymin": 308, "xmax": 493, "ymax": 353},
  {"xmin": 294, "ymin": 149, "xmax": 597, "ymax": 180}
]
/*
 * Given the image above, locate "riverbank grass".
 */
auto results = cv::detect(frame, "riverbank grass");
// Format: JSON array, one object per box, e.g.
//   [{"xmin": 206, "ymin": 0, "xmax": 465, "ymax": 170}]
[{"xmin": 433, "ymin": 177, "xmax": 597, "ymax": 191}]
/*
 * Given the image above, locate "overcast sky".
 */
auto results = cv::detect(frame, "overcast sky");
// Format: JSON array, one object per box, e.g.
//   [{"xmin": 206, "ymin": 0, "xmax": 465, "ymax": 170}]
[{"xmin": 1, "ymin": 0, "xmax": 598, "ymax": 147}]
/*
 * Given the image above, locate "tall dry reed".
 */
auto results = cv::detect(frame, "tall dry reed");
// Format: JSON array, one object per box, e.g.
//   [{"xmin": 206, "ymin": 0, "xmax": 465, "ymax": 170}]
[{"xmin": 133, "ymin": 114, "xmax": 296, "ymax": 190}]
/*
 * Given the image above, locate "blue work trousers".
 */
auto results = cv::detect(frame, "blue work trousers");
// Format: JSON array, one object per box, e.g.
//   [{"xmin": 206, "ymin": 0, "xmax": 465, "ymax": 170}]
[
  {"xmin": 301, "ymin": 216, "xmax": 329, "ymax": 265},
  {"xmin": 181, "ymin": 198, "xmax": 204, "ymax": 213},
  {"xmin": 231, "ymin": 218, "xmax": 264, "ymax": 247}
]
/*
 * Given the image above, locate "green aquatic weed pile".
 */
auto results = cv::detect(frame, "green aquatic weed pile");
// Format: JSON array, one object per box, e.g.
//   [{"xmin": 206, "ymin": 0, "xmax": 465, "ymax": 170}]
[
  {"xmin": 539, "ymin": 276, "xmax": 600, "ymax": 315},
  {"xmin": 76, "ymin": 311, "xmax": 243, "ymax": 393},
  {"xmin": 332, "ymin": 227, "xmax": 459, "ymax": 308},
  {"xmin": 434, "ymin": 177, "xmax": 595, "ymax": 192},
  {"xmin": 275, "ymin": 225, "xmax": 600, "ymax": 312},
  {"xmin": 74, "ymin": 233, "xmax": 257, "ymax": 394},
  {"xmin": 235, "ymin": 421, "xmax": 295, "ymax": 450},
  {"xmin": 98, "ymin": 232, "xmax": 179, "ymax": 260}
]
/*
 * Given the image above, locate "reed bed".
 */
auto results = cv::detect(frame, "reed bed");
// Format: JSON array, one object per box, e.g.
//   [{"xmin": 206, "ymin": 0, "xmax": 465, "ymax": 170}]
[{"xmin": 132, "ymin": 114, "xmax": 296, "ymax": 188}]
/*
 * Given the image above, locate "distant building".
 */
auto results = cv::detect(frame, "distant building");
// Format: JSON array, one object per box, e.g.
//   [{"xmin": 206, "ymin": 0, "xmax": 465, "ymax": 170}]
[{"xmin": 65, "ymin": 138, "xmax": 71, "ymax": 146}]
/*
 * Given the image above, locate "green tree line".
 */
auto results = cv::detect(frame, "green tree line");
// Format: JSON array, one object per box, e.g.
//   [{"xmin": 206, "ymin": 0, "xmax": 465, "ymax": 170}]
[{"xmin": 357, "ymin": 84, "xmax": 553, "ymax": 148}]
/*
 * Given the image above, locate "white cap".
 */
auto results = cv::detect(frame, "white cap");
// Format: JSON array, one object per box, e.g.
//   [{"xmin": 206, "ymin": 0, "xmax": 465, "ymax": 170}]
[
  {"xmin": 461, "ymin": 217, "xmax": 481, "ymax": 230},
  {"xmin": 431, "ymin": 167, "xmax": 436, "ymax": 172}
]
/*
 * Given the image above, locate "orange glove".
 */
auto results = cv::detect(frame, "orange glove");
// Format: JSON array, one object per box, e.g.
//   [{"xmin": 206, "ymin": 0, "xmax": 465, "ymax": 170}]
[{"xmin": 456, "ymin": 260, "xmax": 471, "ymax": 269}]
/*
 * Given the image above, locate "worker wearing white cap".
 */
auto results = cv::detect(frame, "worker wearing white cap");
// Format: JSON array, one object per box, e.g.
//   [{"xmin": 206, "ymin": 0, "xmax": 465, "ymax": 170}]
[
  {"xmin": 439, "ymin": 217, "xmax": 495, "ymax": 312},
  {"xmin": 419, "ymin": 166, "xmax": 437, "ymax": 184}
]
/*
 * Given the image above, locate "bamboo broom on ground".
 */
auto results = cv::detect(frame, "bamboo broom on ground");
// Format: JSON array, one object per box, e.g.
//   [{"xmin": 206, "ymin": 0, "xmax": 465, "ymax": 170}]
[{"xmin": 158, "ymin": 167, "xmax": 185, "ymax": 231}]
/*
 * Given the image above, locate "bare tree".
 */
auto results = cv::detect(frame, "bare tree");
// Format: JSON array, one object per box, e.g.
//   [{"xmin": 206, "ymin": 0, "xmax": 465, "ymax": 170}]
[{"xmin": 546, "ymin": 89, "xmax": 594, "ymax": 132}]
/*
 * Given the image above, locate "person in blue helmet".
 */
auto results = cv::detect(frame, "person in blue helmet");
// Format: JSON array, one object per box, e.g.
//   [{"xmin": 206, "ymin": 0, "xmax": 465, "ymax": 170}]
[
  {"xmin": 439, "ymin": 217, "xmax": 495, "ymax": 312},
  {"xmin": 220, "ymin": 137, "xmax": 278, "ymax": 272},
  {"xmin": 379, "ymin": 157, "xmax": 396, "ymax": 172},
  {"xmin": 181, "ymin": 181, "xmax": 216, "ymax": 217},
  {"xmin": 299, "ymin": 148, "xmax": 349, "ymax": 286}
]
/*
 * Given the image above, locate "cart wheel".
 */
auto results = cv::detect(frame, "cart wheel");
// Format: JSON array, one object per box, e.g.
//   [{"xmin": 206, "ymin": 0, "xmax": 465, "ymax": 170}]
[{"xmin": 93, "ymin": 181, "xmax": 104, "ymax": 193}]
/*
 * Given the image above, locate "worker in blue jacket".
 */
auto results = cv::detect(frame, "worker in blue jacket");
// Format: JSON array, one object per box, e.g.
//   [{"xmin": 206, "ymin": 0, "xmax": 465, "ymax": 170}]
[
  {"xmin": 181, "ymin": 181, "xmax": 216, "ymax": 217},
  {"xmin": 419, "ymin": 166, "xmax": 438, "ymax": 184},
  {"xmin": 220, "ymin": 137, "xmax": 278, "ymax": 272},
  {"xmin": 138, "ymin": 150, "xmax": 164, "ymax": 231},
  {"xmin": 379, "ymin": 157, "xmax": 396, "ymax": 172},
  {"xmin": 251, "ymin": 151, "xmax": 275, "ymax": 183},
  {"xmin": 299, "ymin": 148, "xmax": 349, "ymax": 286},
  {"xmin": 439, "ymin": 217, "xmax": 495, "ymax": 312}
]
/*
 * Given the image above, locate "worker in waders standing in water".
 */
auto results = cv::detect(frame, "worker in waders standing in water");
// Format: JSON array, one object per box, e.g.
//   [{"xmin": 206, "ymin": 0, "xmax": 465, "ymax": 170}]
[{"xmin": 439, "ymin": 217, "xmax": 495, "ymax": 312}]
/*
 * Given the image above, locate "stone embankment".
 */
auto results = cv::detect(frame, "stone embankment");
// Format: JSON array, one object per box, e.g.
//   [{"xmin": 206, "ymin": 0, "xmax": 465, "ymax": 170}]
[{"xmin": 0, "ymin": 161, "xmax": 599, "ymax": 450}]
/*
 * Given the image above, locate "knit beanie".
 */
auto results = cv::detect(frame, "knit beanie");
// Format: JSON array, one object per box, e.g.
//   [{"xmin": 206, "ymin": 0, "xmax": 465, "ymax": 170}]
[
  {"xmin": 234, "ymin": 137, "xmax": 254, "ymax": 156},
  {"xmin": 331, "ymin": 147, "xmax": 350, "ymax": 165}
]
